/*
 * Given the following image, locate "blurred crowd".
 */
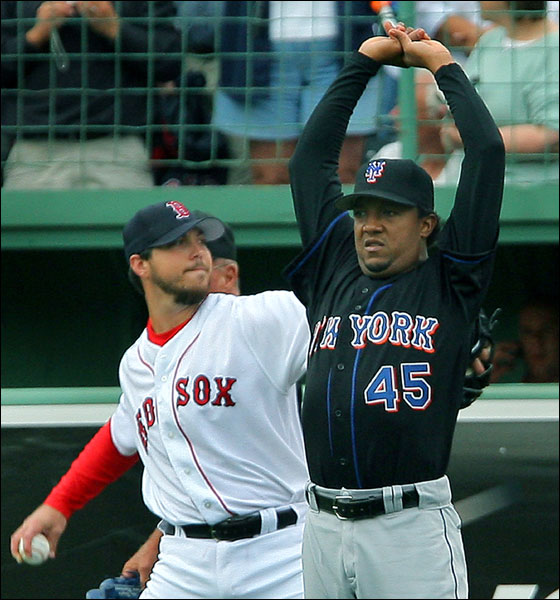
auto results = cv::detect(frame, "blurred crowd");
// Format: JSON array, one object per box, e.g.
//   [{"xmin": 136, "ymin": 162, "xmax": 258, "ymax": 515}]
[{"xmin": 2, "ymin": 1, "xmax": 558, "ymax": 189}]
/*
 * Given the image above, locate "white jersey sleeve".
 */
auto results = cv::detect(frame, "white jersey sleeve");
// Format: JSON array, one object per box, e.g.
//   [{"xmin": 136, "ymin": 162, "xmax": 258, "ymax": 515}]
[{"xmin": 233, "ymin": 290, "xmax": 308, "ymax": 393}]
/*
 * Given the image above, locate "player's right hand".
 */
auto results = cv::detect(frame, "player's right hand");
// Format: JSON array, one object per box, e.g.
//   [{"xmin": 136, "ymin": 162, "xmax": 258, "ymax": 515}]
[
  {"xmin": 388, "ymin": 27, "xmax": 455, "ymax": 74},
  {"xmin": 10, "ymin": 504, "xmax": 67, "ymax": 562},
  {"xmin": 358, "ymin": 22, "xmax": 431, "ymax": 67},
  {"xmin": 120, "ymin": 529, "xmax": 162, "ymax": 589}
]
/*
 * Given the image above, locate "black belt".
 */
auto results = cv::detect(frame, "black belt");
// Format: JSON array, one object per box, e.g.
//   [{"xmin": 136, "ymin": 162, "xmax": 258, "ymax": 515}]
[
  {"xmin": 160, "ymin": 507, "xmax": 297, "ymax": 542},
  {"xmin": 309, "ymin": 488, "xmax": 419, "ymax": 520}
]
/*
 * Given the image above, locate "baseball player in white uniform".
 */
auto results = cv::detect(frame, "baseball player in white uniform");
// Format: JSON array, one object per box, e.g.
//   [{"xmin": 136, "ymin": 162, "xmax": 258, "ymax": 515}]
[{"xmin": 11, "ymin": 201, "xmax": 310, "ymax": 599}]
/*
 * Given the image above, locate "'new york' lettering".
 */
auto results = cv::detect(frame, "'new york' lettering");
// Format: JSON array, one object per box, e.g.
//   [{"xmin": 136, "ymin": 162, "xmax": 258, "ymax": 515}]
[
  {"xmin": 309, "ymin": 311, "xmax": 439, "ymax": 356},
  {"xmin": 350, "ymin": 311, "xmax": 439, "ymax": 353}
]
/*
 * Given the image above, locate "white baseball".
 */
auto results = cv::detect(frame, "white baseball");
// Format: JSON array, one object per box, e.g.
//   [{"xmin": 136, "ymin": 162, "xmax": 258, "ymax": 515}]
[{"xmin": 18, "ymin": 534, "xmax": 50, "ymax": 566}]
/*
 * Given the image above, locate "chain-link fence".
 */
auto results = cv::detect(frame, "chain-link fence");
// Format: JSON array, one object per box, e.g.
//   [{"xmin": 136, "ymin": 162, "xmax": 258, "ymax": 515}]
[{"xmin": 1, "ymin": 1, "xmax": 558, "ymax": 188}]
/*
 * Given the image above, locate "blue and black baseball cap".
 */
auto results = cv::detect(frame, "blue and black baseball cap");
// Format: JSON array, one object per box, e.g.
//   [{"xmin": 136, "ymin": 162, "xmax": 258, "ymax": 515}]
[
  {"xmin": 335, "ymin": 158, "xmax": 434, "ymax": 213},
  {"xmin": 123, "ymin": 201, "xmax": 225, "ymax": 260}
]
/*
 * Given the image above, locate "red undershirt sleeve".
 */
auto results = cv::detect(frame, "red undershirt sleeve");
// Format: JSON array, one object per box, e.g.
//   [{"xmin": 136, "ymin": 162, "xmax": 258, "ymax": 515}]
[{"xmin": 44, "ymin": 420, "xmax": 139, "ymax": 519}]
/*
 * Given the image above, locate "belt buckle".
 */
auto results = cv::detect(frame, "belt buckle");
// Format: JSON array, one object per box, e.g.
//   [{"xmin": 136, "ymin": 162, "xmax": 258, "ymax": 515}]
[
  {"xmin": 332, "ymin": 492, "xmax": 353, "ymax": 520},
  {"xmin": 209, "ymin": 523, "xmax": 223, "ymax": 541},
  {"xmin": 210, "ymin": 513, "xmax": 254, "ymax": 541},
  {"xmin": 210, "ymin": 517, "xmax": 239, "ymax": 541}
]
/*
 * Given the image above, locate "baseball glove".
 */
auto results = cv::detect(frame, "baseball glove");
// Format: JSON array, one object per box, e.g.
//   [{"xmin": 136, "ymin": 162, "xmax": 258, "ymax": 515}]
[
  {"xmin": 461, "ymin": 308, "xmax": 501, "ymax": 409},
  {"xmin": 85, "ymin": 572, "xmax": 141, "ymax": 599}
]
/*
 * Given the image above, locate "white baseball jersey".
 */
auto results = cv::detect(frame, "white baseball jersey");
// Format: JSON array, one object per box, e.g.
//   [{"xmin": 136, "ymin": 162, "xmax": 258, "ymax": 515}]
[{"xmin": 110, "ymin": 290, "xmax": 310, "ymax": 526}]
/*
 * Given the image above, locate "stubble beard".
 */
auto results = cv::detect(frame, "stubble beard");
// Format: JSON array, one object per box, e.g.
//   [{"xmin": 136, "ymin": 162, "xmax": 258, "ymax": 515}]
[
  {"xmin": 366, "ymin": 259, "xmax": 391, "ymax": 274},
  {"xmin": 153, "ymin": 273, "xmax": 209, "ymax": 307},
  {"xmin": 360, "ymin": 253, "xmax": 392, "ymax": 277}
]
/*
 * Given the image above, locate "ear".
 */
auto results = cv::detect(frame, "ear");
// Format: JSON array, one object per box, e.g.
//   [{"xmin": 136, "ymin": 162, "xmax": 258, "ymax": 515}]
[
  {"xmin": 419, "ymin": 213, "xmax": 438, "ymax": 239},
  {"xmin": 222, "ymin": 262, "xmax": 240, "ymax": 295},
  {"xmin": 129, "ymin": 254, "xmax": 149, "ymax": 278}
]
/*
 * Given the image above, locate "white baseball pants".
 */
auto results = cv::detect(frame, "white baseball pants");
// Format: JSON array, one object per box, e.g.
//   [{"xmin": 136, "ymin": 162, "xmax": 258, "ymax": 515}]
[{"xmin": 140, "ymin": 521, "xmax": 304, "ymax": 599}]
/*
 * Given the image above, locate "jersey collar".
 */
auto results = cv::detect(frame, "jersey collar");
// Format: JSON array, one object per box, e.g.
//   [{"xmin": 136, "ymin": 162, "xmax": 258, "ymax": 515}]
[{"xmin": 147, "ymin": 317, "xmax": 191, "ymax": 346}]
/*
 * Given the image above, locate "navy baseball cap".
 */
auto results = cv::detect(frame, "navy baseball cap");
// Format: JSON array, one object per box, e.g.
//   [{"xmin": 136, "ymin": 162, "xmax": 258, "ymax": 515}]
[
  {"xmin": 123, "ymin": 201, "xmax": 225, "ymax": 259},
  {"xmin": 335, "ymin": 158, "xmax": 434, "ymax": 213},
  {"xmin": 192, "ymin": 211, "xmax": 237, "ymax": 261}
]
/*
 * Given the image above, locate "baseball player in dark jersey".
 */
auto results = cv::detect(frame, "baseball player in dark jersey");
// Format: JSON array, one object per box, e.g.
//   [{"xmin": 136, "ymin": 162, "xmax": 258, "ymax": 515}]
[{"xmin": 284, "ymin": 23, "xmax": 505, "ymax": 599}]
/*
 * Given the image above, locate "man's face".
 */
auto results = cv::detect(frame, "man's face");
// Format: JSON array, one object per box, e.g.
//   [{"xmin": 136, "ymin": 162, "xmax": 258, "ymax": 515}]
[
  {"xmin": 519, "ymin": 304, "xmax": 559, "ymax": 381},
  {"xmin": 210, "ymin": 257, "xmax": 239, "ymax": 295},
  {"xmin": 353, "ymin": 198, "xmax": 434, "ymax": 279},
  {"xmin": 147, "ymin": 228, "xmax": 213, "ymax": 305}
]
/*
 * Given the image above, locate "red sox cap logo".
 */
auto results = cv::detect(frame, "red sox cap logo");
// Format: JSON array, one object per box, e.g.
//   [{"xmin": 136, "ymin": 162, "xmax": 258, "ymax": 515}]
[
  {"xmin": 365, "ymin": 160, "xmax": 386, "ymax": 184},
  {"xmin": 166, "ymin": 200, "xmax": 191, "ymax": 219}
]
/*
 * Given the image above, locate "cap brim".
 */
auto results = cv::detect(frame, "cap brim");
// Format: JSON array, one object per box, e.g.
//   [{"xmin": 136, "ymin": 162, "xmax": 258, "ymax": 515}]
[
  {"xmin": 335, "ymin": 191, "xmax": 418, "ymax": 211},
  {"xmin": 149, "ymin": 216, "xmax": 225, "ymax": 249}
]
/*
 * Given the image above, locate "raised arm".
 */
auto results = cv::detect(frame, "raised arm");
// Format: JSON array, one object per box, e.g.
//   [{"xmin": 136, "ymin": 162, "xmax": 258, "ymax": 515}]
[
  {"xmin": 390, "ymin": 28, "xmax": 506, "ymax": 254},
  {"xmin": 288, "ymin": 24, "xmax": 428, "ymax": 247}
]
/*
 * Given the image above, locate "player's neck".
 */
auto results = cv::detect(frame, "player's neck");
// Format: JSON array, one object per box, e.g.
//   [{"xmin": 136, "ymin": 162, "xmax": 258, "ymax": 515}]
[{"xmin": 147, "ymin": 298, "xmax": 204, "ymax": 334}]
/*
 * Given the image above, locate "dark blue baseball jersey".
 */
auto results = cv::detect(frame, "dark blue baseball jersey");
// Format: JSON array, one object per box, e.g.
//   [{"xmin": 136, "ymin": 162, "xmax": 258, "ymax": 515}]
[{"xmin": 285, "ymin": 53, "xmax": 505, "ymax": 490}]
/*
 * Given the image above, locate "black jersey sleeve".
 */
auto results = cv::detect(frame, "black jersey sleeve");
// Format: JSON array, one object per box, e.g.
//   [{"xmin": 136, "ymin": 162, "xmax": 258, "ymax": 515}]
[
  {"xmin": 434, "ymin": 64, "xmax": 505, "ymax": 256},
  {"xmin": 288, "ymin": 52, "xmax": 382, "ymax": 248}
]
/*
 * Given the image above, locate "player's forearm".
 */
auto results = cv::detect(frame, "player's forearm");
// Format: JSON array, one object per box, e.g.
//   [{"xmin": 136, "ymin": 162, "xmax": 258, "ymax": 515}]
[
  {"xmin": 436, "ymin": 64, "xmax": 504, "ymax": 157},
  {"xmin": 289, "ymin": 52, "xmax": 381, "ymax": 243},
  {"xmin": 436, "ymin": 63, "xmax": 505, "ymax": 252},
  {"xmin": 291, "ymin": 53, "xmax": 377, "ymax": 182},
  {"xmin": 44, "ymin": 421, "xmax": 139, "ymax": 519}
]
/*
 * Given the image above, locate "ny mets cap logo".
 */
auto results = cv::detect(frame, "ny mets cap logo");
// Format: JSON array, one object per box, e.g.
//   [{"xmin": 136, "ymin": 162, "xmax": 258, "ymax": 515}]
[
  {"xmin": 166, "ymin": 200, "xmax": 191, "ymax": 219},
  {"xmin": 365, "ymin": 160, "xmax": 386, "ymax": 183}
]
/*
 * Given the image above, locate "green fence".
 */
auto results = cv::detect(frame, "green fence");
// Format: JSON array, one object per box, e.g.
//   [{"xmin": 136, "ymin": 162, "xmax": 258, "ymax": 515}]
[{"xmin": 2, "ymin": 2, "xmax": 558, "ymax": 185}]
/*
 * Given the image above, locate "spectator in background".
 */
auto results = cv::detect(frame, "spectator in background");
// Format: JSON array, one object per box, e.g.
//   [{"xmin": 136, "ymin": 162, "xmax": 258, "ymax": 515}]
[
  {"xmin": 436, "ymin": 1, "xmax": 559, "ymax": 185},
  {"xmin": 150, "ymin": 1, "xmax": 231, "ymax": 187},
  {"xmin": 212, "ymin": 1, "xmax": 398, "ymax": 184},
  {"xmin": 150, "ymin": 71, "xmax": 231, "ymax": 187},
  {"xmin": 491, "ymin": 296, "xmax": 559, "ymax": 383},
  {"xmin": 1, "ymin": 1, "xmax": 182, "ymax": 189}
]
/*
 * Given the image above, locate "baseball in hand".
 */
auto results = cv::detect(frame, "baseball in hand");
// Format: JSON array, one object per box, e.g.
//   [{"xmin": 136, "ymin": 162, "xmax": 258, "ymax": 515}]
[{"xmin": 18, "ymin": 534, "xmax": 50, "ymax": 565}]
